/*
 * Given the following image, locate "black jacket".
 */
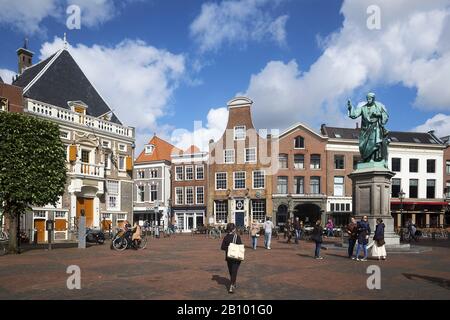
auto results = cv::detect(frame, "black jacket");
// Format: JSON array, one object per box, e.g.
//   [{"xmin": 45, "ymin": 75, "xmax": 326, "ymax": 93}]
[
  {"xmin": 221, "ymin": 232, "xmax": 242, "ymax": 261},
  {"xmin": 311, "ymin": 225, "xmax": 323, "ymax": 243}
]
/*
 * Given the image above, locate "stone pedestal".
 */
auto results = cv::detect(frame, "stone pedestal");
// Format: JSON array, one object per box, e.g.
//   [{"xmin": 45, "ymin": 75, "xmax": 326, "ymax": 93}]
[{"xmin": 348, "ymin": 167, "xmax": 402, "ymax": 247}]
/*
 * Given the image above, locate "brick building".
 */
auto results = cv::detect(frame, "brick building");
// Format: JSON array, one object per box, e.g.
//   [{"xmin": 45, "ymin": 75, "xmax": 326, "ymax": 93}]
[
  {"xmin": 171, "ymin": 145, "xmax": 208, "ymax": 232},
  {"xmin": 272, "ymin": 123, "xmax": 328, "ymax": 227},
  {"xmin": 207, "ymin": 97, "xmax": 274, "ymax": 228},
  {"xmin": 441, "ymin": 135, "xmax": 450, "ymax": 225}
]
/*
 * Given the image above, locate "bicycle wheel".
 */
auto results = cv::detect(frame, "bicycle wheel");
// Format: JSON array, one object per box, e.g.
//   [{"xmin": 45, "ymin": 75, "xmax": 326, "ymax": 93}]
[
  {"xmin": 112, "ymin": 237, "xmax": 128, "ymax": 251},
  {"xmin": 137, "ymin": 236, "xmax": 148, "ymax": 250}
]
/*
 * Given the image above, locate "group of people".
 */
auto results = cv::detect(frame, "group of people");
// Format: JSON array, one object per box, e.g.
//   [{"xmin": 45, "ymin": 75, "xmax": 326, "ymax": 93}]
[
  {"xmin": 250, "ymin": 217, "xmax": 274, "ymax": 250},
  {"xmin": 345, "ymin": 216, "xmax": 386, "ymax": 261},
  {"xmin": 284, "ymin": 217, "xmax": 304, "ymax": 244}
]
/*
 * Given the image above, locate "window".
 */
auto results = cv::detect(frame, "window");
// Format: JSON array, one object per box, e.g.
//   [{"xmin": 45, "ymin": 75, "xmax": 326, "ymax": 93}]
[
  {"xmin": 145, "ymin": 144, "xmax": 154, "ymax": 154},
  {"xmin": 55, "ymin": 211, "xmax": 66, "ymax": 218},
  {"xmin": 150, "ymin": 169, "xmax": 158, "ymax": 178},
  {"xmin": 175, "ymin": 187, "xmax": 183, "ymax": 205},
  {"xmin": 224, "ymin": 149, "xmax": 235, "ymax": 164},
  {"xmin": 409, "ymin": 159, "xmax": 418, "ymax": 173},
  {"xmin": 118, "ymin": 144, "xmax": 126, "ymax": 152},
  {"xmin": 105, "ymin": 154, "xmax": 110, "ymax": 169},
  {"xmin": 446, "ymin": 181, "xmax": 450, "ymax": 198},
  {"xmin": 310, "ymin": 154, "xmax": 321, "ymax": 169},
  {"xmin": 102, "ymin": 140, "xmax": 111, "ymax": 149},
  {"xmin": 234, "ymin": 172, "xmax": 246, "ymax": 189},
  {"xmin": 81, "ymin": 150, "xmax": 90, "ymax": 163},
  {"xmin": 150, "ymin": 184, "xmax": 158, "ymax": 202},
  {"xmin": 118, "ymin": 156, "xmax": 125, "ymax": 171},
  {"xmin": 196, "ymin": 186, "xmax": 204, "ymax": 204},
  {"xmin": 330, "ymin": 203, "xmax": 335, "ymax": 211},
  {"xmin": 34, "ymin": 211, "xmax": 46, "ymax": 218},
  {"xmin": 447, "ymin": 161, "xmax": 450, "ymax": 175},
  {"xmin": 60, "ymin": 131, "xmax": 70, "ymax": 139},
  {"xmin": 409, "ymin": 179, "xmax": 418, "ymax": 198},
  {"xmin": 215, "ymin": 201, "xmax": 228, "ymax": 223},
  {"xmin": 107, "ymin": 180, "xmax": 119, "ymax": 210},
  {"xmin": 253, "ymin": 170, "xmax": 265, "ymax": 189},
  {"xmin": 293, "ymin": 176, "xmax": 304, "ymax": 194},
  {"xmin": 216, "ymin": 172, "xmax": 227, "ymax": 190},
  {"xmin": 294, "ymin": 154, "xmax": 304, "ymax": 169},
  {"xmin": 175, "ymin": 166, "xmax": 183, "ymax": 181},
  {"xmin": 245, "ymin": 148, "xmax": 257, "ymax": 163},
  {"xmin": 333, "ymin": 176, "xmax": 344, "ymax": 196},
  {"xmin": 137, "ymin": 185, "xmax": 145, "ymax": 202},
  {"xmin": 346, "ymin": 203, "xmax": 350, "ymax": 211},
  {"xmin": 137, "ymin": 170, "xmax": 145, "ymax": 179},
  {"xmin": 277, "ymin": 176, "xmax": 288, "ymax": 194},
  {"xmin": 278, "ymin": 154, "xmax": 288, "ymax": 169},
  {"xmin": 234, "ymin": 126, "xmax": 246, "ymax": 140},
  {"xmin": 392, "ymin": 179, "xmax": 401, "ymax": 198},
  {"xmin": 427, "ymin": 159, "xmax": 436, "ymax": 173},
  {"xmin": 426, "ymin": 180, "xmax": 435, "ymax": 199},
  {"xmin": 185, "ymin": 187, "xmax": 194, "ymax": 205},
  {"xmin": 196, "ymin": 165, "xmax": 204, "ymax": 180},
  {"xmin": 392, "ymin": 158, "xmax": 401, "ymax": 172},
  {"xmin": 334, "ymin": 155, "xmax": 344, "ymax": 170},
  {"xmin": 185, "ymin": 166, "xmax": 194, "ymax": 180},
  {"xmin": 252, "ymin": 200, "xmax": 266, "ymax": 222},
  {"xmin": 294, "ymin": 136, "xmax": 305, "ymax": 149},
  {"xmin": 310, "ymin": 177, "xmax": 320, "ymax": 194}
]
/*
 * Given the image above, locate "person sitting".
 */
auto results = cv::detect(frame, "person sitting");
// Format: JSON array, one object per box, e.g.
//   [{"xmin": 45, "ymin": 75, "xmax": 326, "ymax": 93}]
[{"xmin": 131, "ymin": 222, "xmax": 142, "ymax": 249}]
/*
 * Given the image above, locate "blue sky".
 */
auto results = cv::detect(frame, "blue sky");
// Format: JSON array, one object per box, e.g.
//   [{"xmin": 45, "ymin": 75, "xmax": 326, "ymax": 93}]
[{"xmin": 1, "ymin": 0, "xmax": 450, "ymax": 151}]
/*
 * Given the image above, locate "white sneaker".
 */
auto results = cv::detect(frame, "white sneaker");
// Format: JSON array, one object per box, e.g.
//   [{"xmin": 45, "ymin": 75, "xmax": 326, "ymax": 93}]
[
  {"xmin": 267, "ymin": 247, "xmax": 271, "ymax": 250},
  {"xmin": 360, "ymin": 258, "xmax": 368, "ymax": 262}
]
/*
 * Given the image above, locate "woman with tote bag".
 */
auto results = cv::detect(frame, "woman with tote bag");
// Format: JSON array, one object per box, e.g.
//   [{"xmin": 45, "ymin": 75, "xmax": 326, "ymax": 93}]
[
  {"xmin": 221, "ymin": 223, "xmax": 244, "ymax": 293},
  {"xmin": 372, "ymin": 218, "xmax": 387, "ymax": 260}
]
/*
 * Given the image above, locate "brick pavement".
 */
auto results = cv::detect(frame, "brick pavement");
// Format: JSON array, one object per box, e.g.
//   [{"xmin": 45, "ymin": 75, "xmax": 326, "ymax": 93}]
[{"xmin": 0, "ymin": 234, "xmax": 449, "ymax": 300}]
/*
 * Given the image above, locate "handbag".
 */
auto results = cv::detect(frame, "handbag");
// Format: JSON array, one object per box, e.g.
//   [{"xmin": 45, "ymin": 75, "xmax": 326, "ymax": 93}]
[
  {"xmin": 376, "ymin": 239, "xmax": 385, "ymax": 246},
  {"xmin": 227, "ymin": 234, "xmax": 245, "ymax": 261}
]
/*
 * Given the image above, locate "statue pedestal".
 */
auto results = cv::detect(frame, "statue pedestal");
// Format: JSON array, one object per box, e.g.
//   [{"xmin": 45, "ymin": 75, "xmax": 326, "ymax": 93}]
[{"xmin": 348, "ymin": 167, "xmax": 403, "ymax": 247}]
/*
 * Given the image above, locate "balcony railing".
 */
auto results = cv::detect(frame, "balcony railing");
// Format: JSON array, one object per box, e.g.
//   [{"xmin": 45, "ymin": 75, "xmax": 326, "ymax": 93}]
[
  {"xmin": 72, "ymin": 162, "xmax": 105, "ymax": 178},
  {"xmin": 26, "ymin": 99, "xmax": 134, "ymax": 139}
]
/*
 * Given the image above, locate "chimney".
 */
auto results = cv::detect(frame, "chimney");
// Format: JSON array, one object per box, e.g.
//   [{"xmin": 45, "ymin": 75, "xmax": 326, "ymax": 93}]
[{"xmin": 16, "ymin": 38, "xmax": 34, "ymax": 74}]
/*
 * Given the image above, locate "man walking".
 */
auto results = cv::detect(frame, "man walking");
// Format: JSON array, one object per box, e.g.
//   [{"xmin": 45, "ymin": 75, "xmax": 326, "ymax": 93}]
[
  {"xmin": 346, "ymin": 217, "xmax": 358, "ymax": 258},
  {"xmin": 263, "ymin": 217, "xmax": 274, "ymax": 250},
  {"xmin": 354, "ymin": 216, "xmax": 371, "ymax": 261},
  {"xmin": 294, "ymin": 217, "xmax": 301, "ymax": 244}
]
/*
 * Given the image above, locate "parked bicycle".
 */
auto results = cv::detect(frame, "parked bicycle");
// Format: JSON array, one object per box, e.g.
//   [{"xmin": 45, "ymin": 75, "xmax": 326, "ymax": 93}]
[
  {"xmin": 207, "ymin": 226, "xmax": 222, "ymax": 239},
  {"xmin": 112, "ymin": 228, "xmax": 148, "ymax": 251},
  {"xmin": 0, "ymin": 230, "xmax": 9, "ymax": 241}
]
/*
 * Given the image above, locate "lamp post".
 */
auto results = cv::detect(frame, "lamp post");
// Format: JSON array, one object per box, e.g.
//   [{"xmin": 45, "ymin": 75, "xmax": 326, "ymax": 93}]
[{"xmin": 398, "ymin": 189, "xmax": 405, "ymax": 230}]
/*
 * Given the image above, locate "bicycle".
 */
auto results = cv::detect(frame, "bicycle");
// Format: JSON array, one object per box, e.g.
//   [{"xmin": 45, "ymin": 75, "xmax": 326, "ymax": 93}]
[
  {"xmin": 208, "ymin": 226, "xmax": 222, "ymax": 239},
  {"xmin": 0, "ymin": 240, "xmax": 7, "ymax": 256},
  {"xmin": 0, "ymin": 230, "xmax": 9, "ymax": 241},
  {"xmin": 112, "ymin": 229, "xmax": 148, "ymax": 251}
]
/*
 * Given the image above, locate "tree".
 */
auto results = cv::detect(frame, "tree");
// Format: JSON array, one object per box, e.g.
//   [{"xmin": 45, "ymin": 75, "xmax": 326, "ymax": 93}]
[{"xmin": 0, "ymin": 112, "xmax": 67, "ymax": 253}]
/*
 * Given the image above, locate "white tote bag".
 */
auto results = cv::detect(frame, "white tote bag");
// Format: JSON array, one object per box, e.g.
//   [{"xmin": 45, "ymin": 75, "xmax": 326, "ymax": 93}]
[{"xmin": 227, "ymin": 234, "xmax": 245, "ymax": 261}]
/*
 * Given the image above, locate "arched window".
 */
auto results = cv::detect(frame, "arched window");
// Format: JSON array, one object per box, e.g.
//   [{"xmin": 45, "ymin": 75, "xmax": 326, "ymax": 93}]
[{"xmin": 294, "ymin": 136, "xmax": 305, "ymax": 149}]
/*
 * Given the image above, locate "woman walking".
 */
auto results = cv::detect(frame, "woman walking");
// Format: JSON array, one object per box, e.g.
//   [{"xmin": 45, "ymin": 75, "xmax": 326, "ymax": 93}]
[
  {"xmin": 221, "ymin": 223, "xmax": 243, "ymax": 293},
  {"xmin": 372, "ymin": 218, "xmax": 387, "ymax": 260},
  {"xmin": 250, "ymin": 221, "xmax": 259, "ymax": 250},
  {"xmin": 311, "ymin": 220, "xmax": 324, "ymax": 260}
]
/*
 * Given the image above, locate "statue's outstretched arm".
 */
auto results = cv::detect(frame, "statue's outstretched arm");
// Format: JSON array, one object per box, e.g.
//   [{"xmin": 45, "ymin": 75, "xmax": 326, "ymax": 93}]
[{"xmin": 347, "ymin": 99, "xmax": 361, "ymax": 119}]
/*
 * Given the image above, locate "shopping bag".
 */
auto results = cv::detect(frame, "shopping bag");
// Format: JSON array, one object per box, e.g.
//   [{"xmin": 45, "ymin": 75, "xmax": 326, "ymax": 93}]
[{"xmin": 227, "ymin": 234, "xmax": 245, "ymax": 261}]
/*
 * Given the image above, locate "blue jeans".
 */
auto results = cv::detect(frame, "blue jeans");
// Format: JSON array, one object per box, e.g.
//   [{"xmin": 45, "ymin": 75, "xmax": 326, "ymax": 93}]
[
  {"xmin": 327, "ymin": 229, "xmax": 334, "ymax": 237},
  {"xmin": 251, "ymin": 236, "xmax": 257, "ymax": 249},
  {"xmin": 355, "ymin": 242, "xmax": 368, "ymax": 259},
  {"xmin": 348, "ymin": 239, "xmax": 356, "ymax": 258},
  {"xmin": 314, "ymin": 241, "xmax": 321, "ymax": 258},
  {"xmin": 264, "ymin": 232, "xmax": 272, "ymax": 248},
  {"xmin": 295, "ymin": 230, "xmax": 301, "ymax": 243}
]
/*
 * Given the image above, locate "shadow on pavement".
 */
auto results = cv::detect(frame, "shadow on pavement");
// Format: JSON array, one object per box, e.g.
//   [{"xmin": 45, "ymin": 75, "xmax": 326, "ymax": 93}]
[
  {"xmin": 17, "ymin": 242, "xmax": 99, "ymax": 253},
  {"xmin": 403, "ymin": 273, "xmax": 450, "ymax": 290},
  {"xmin": 326, "ymin": 253, "xmax": 350, "ymax": 259},
  {"xmin": 212, "ymin": 274, "xmax": 229, "ymax": 289}
]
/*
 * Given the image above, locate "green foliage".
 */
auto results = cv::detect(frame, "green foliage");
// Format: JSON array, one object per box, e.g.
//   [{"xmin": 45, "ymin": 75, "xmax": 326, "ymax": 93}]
[{"xmin": 0, "ymin": 112, "xmax": 67, "ymax": 216}]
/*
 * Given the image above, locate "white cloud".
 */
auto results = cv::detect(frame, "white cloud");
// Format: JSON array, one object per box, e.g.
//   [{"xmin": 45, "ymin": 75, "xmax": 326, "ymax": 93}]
[
  {"xmin": 413, "ymin": 113, "xmax": 450, "ymax": 138},
  {"xmin": 242, "ymin": 0, "xmax": 450, "ymax": 132},
  {"xmin": 40, "ymin": 37, "xmax": 186, "ymax": 152},
  {"xmin": 0, "ymin": 0, "xmax": 121, "ymax": 34},
  {"xmin": 190, "ymin": 0, "xmax": 289, "ymax": 52},
  {"xmin": 0, "ymin": 68, "xmax": 16, "ymax": 84},
  {"xmin": 169, "ymin": 107, "xmax": 228, "ymax": 151}
]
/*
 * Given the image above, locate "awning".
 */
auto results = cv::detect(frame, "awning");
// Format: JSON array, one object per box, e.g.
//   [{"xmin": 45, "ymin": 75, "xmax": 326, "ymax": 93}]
[{"xmin": 390, "ymin": 201, "xmax": 449, "ymax": 206}]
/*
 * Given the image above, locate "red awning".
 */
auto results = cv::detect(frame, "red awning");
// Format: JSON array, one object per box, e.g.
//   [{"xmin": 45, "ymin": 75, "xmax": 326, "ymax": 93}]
[{"xmin": 390, "ymin": 201, "xmax": 449, "ymax": 206}]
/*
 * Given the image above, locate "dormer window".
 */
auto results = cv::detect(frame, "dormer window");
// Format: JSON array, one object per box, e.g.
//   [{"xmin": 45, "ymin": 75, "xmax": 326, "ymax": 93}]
[
  {"xmin": 294, "ymin": 136, "xmax": 305, "ymax": 149},
  {"xmin": 234, "ymin": 126, "xmax": 246, "ymax": 140},
  {"xmin": 68, "ymin": 101, "xmax": 88, "ymax": 115},
  {"xmin": 145, "ymin": 144, "xmax": 155, "ymax": 154}
]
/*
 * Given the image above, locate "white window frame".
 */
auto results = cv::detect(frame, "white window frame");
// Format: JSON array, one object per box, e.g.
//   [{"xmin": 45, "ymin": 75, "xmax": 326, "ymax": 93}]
[
  {"xmin": 196, "ymin": 186, "xmax": 204, "ymax": 205},
  {"xmin": 333, "ymin": 176, "xmax": 345, "ymax": 197},
  {"xmin": 137, "ymin": 185, "xmax": 145, "ymax": 203},
  {"xmin": 102, "ymin": 139, "xmax": 111, "ymax": 149},
  {"xmin": 150, "ymin": 169, "xmax": 158, "ymax": 178},
  {"xmin": 294, "ymin": 154, "xmax": 305, "ymax": 170},
  {"xmin": 185, "ymin": 187, "xmax": 194, "ymax": 205},
  {"xmin": 224, "ymin": 149, "xmax": 235, "ymax": 164},
  {"xmin": 277, "ymin": 176, "xmax": 288, "ymax": 194},
  {"xmin": 252, "ymin": 170, "xmax": 265, "ymax": 189},
  {"xmin": 118, "ymin": 155, "xmax": 125, "ymax": 171},
  {"xmin": 215, "ymin": 172, "xmax": 228, "ymax": 190},
  {"xmin": 150, "ymin": 184, "xmax": 158, "ymax": 202},
  {"xmin": 60, "ymin": 130, "xmax": 70, "ymax": 140},
  {"xmin": 137, "ymin": 170, "xmax": 145, "ymax": 179},
  {"xmin": 118, "ymin": 143, "xmax": 127, "ymax": 152},
  {"xmin": 185, "ymin": 166, "xmax": 194, "ymax": 181},
  {"xmin": 233, "ymin": 171, "xmax": 246, "ymax": 190},
  {"xmin": 245, "ymin": 148, "xmax": 257, "ymax": 163},
  {"xmin": 104, "ymin": 153, "xmax": 111, "ymax": 169},
  {"xmin": 175, "ymin": 166, "xmax": 183, "ymax": 181},
  {"xmin": 107, "ymin": 180, "xmax": 120, "ymax": 211},
  {"xmin": 215, "ymin": 201, "xmax": 228, "ymax": 224},
  {"xmin": 234, "ymin": 125, "xmax": 246, "ymax": 140},
  {"xmin": 195, "ymin": 165, "xmax": 204, "ymax": 180},
  {"xmin": 175, "ymin": 187, "xmax": 183, "ymax": 205},
  {"xmin": 145, "ymin": 144, "xmax": 154, "ymax": 154}
]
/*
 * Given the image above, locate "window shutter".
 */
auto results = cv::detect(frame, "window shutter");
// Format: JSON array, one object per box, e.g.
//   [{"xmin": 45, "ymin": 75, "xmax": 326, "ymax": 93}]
[
  {"xmin": 69, "ymin": 145, "xmax": 77, "ymax": 162},
  {"xmin": 126, "ymin": 156, "xmax": 133, "ymax": 171}
]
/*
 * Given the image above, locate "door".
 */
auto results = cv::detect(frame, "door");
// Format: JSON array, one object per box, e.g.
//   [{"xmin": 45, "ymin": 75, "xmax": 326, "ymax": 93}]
[
  {"xmin": 187, "ymin": 216, "xmax": 194, "ymax": 231},
  {"xmin": 76, "ymin": 198, "xmax": 94, "ymax": 227},
  {"xmin": 34, "ymin": 219, "xmax": 45, "ymax": 243},
  {"xmin": 235, "ymin": 212, "xmax": 245, "ymax": 227}
]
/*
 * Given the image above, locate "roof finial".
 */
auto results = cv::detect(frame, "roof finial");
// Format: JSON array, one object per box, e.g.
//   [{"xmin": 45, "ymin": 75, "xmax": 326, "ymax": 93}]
[{"xmin": 63, "ymin": 33, "xmax": 68, "ymax": 49}]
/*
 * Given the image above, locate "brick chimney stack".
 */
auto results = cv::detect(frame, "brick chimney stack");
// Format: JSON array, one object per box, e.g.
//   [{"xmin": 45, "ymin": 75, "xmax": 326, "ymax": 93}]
[{"xmin": 16, "ymin": 38, "xmax": 34, "ymax": 74}]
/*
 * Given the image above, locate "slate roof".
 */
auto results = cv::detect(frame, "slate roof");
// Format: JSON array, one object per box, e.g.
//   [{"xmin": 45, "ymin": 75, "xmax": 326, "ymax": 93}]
[
  {"xmin": 13, "ymin": 49, "xmax": 121, "ymax": 124},
  {"xmin": 321, "ymin": 125, "xmax": 443, "ymax": 145},
  {"xmin": 135, "ymin": 135, "xmax": 181, "ymax": 163}
]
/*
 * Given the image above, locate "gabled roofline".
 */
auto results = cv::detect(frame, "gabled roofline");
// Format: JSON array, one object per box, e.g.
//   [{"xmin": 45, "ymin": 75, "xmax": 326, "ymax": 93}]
[
  {"xmin": 278, "ymin": 122, "xmax": 326, "ymax": 140},
  {"xmin": 23, "ymin": 49, "xmax": 64, "ymax": 93}
]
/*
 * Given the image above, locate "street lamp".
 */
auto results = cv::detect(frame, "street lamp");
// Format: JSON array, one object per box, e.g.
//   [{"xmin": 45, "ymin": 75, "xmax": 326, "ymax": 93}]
[{"xmin": 399, "ymin": 189, "xmax": 405, "ymax": 228}]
